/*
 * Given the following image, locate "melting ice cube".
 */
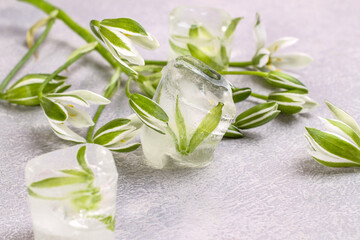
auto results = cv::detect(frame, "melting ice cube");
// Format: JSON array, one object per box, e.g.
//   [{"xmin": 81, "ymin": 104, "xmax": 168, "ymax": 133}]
[{"xmin": 25, "ymin": 144, "xmax": 118, "ymax": 240}]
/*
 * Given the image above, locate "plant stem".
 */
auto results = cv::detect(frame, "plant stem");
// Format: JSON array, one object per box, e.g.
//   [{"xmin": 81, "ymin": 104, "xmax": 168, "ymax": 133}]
[
  {"xmin": 20, "ymin": 0, "xmax": 118, "ymax": 69},
  {"xmin": 250, "ymin": 92, "xmax": 268, "ymax": 101},
  {"xmin": 0, "ymin": 17, "xmax": 55, "ymax": 93},
  {"xmin": 229, "ymin": 61, "xmax": 253, "ymax": 68},
  {"xmin": 219, "ymin": 70, "xmax": 267, "ymax": 78},
  {"xmin": 86, "ymin": 68, "xmax": 121, "ymax": 142},
  {"xmin": 38, "ymin": 46, "xmax": 93, "ymax": 97},
  {"xmin": 144, "ymin": 60, "xmax": 167, "ymax": 66}
]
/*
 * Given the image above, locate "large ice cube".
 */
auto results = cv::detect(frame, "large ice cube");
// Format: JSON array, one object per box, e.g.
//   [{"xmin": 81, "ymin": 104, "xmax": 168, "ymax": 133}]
[
  {"xmin": 141, "ymin": 56, "xmax": 236, "ymax": 169},
  {"xmin": 25, "ymin": 144, "xmax": 118, "ymax": 240}
]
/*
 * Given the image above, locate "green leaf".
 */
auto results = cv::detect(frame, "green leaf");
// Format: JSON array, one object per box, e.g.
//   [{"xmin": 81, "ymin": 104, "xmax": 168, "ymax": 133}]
[
  {"xmin": 187, "ymin": 43, "xmax": 224, "ymax": 71},
  {"xmin": 169, "ymin": 39, "xmax": 190, "ymax": 56},
  {"xmin": 224, "ymin": 124, "xmax": 244, "ymax": 138},
  {"xmin": 313, "ymin": 157, "xmax": 360, "ymax": 168},
  {"xmin": 267, "ymin": 93, "xmax": 303, "ymax": 114},
  {"xmin": 101, "ymin": 18, "xmax": 148, "ymax": 36},
  {"xmin": 60, "ymin": 169, "xmax": 88, "ymax": 177},
  {"xmin": 99, "ymin": 26, "xmax": 131, "ymax": 51},
  {"xmin": 220, "ymin": 45, "xmax": 229, "ymax": 67},
  {"xmin": 224, "ymin": 17, "xmax": 243, "ymax": 39},
  {"xmin": 30, "ymin": 176, "xmax": 88, "ymax": 188},
  {"xmin": 198, "ymin": 26, "xmax": 213, "ymax": 39},
  {"xmin": 266, "ymin": 71, "xmax": 308, "ymax": 92},
  {"xmin": 324, "ymin": 118, "xmax": 360, "ymax": 148},
  {"xmin": 77, "ymin": 146, "xmax": 93, "ymax": 176},
  {"xmin": 326, "ymin": 101, "xmax": 360, "ymax": 136},
  {"xmin": 93, "ymin": 118, "xmax": 131, "ymax": 138},
  {"xmin": 232, "ymin": 87, "xmax": 252, "ymax": 103},
  {"xmin": 187, "ymin": 102, "xmax": 224, "ymax": 154},
  {"xmin": 235, "ymin": 102, "xmax": 280, "ymax": 129},
  {"xmin": 109, "ymin": 142, "xmax": 141, "ymax": 152},
  {"xmin": 189, "ymin": 24, "xmax": 199, "ymax": 38},
  {"xmin": 93, "ymin": 129, "xmax": 130, "ymax": 146},
  {"xmin": 306, "ymin": 127, "xmax": 360, "ymax": 162},
  {"xmin": 175, "ymin": 95, "xmax": 187, "ymax": 151},
  {"xmin": 72, "ymin": 192, "xmax": 102, "ymax": 211},
  {"xmin": 129, "ymin": 93, "xmax": 169, "ymax": 134},
  {"xmin": 28, "ymin": 187, "xmax": 65, "ymax": 200},
  {"xmin": 90, "ymin": 215, "xmax": 115, "ymax": 231},
  {"xmin": 40, "ymin": 97, "xmax": 68, "ymax": 122},
  {"xmin": 67, "ymin": 42, "xmax": 98, "ymax": 62}
]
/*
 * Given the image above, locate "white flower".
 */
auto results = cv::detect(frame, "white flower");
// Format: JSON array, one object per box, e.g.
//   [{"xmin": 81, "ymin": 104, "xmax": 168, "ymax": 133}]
[
  {"xmin": 252, "ymin": 13, "xmax": 312, "ymax": 71},
  {"xmin": 92, "ymin": 18, "xmax": 159, "ymax": 74},
  {"xmin": 268, "ymin": 90, "xmax": 317, "ymax": 114},
  {"xmin": 40, "ymin": 90, "xmax": 110, "ymax": 142},
  {"xmin": 305, "ymin": 101, "xmax": 360, "ymax": 167}
]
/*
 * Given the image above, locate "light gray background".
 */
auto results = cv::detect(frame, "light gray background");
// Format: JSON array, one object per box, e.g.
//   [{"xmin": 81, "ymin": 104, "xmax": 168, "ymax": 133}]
[{"xmin": 1, "ymin": 0, "xmax": 360, "ymax": 239}]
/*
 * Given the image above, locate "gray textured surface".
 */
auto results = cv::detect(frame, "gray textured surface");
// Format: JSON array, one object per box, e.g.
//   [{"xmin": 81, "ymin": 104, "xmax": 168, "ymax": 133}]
[{"xmin": 1, "ymin": 0, "xmax": 360, "ymax": 239}]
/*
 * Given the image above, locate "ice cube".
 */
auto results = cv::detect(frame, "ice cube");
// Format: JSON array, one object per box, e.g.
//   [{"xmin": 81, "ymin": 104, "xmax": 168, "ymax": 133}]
[
  {"xmin": 141, "ymin": 56, "xmax": 236, "ymax": 169},
  {"xmin": 168, "ymin": 6, "xmax": 234, "ymax": 71},
  {"xmin": 25, "ymin": 144, "xmax": 118, "ymax": 240}
]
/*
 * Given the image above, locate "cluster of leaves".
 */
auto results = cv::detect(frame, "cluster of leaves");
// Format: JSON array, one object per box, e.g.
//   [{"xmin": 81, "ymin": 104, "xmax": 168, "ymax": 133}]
[{"xmin": 305, "ymin": 102, "xmax": 360, "ymax": 167}]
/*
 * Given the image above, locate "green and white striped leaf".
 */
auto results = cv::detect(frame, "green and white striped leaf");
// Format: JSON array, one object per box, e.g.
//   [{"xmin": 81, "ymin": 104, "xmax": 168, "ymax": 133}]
[
  {"xmin": 65, "ymin": 90, "xmax": 110, "ymax": 105},
  {"xmin": 93, "ymin": 118, "xmax": 131, "ymax": 139},
  {"xmin": 306, "ymin": 127, "xmax": 360, "ymax": 163},
  {"xmin": 268, "ymin": 90, "xmax": 317, "ymax": 114},
  {"xmin": 187, "ymin": 43, "xmax": 224, "ymax": 71},
  {"xmin": 187, "ymin": 102, "xmax": 224, "ymax": 154},
  {"xmin": 40, "ymin": 97, "xmax": 68, "ymax": 122},
  {"xmin": 224, "ymin": 17, "xmax": 243, "ymax": 39},
  {"xmin": 232, "ymin": 87, "xmax": 252, "ymax": 103},
  {"xmin": 60, "ymin": 169, "xmax": 88, "ymax": 177},
  {"xmin": 101, "ymin": 18, "xmax": 148, "ymax": 36},
  {"xmin": 235, "ymin": 102, "xmax": 280, "ymax": 129},
  {"xmin": 224, "ymin": 124, "xmax": 244, "ymax": 138},
  {"xmin": 67, "ymin": 42, "xmax": 98, "ymax": 62},
  {"xmin": 129, "ymin": 93, "xmax": 169, "ymax": 134},
  {"xmin": 266, "ymin": 71, "xmax": 308, "ymax": 92},
  {"xmin": 30, "ymin": 176, "xmax": 88, "ymax": 188},
  {"xmin": 77, "ymin": 146, "xmax": 93, "ymax": 176},
  {"xmin": 321, "ymin": 118, "xmax": 360, "ymax": 148},
  {"xmin": 93, "ymin": 129, "xmax": 133, "ymax": 146},
  {"xmin": 175, "ymin": 95, "xmax": 187, "ymax": 151},
  {"xmin": 326, "ymin": 101, "xmax": 360, "ymax": 136}
]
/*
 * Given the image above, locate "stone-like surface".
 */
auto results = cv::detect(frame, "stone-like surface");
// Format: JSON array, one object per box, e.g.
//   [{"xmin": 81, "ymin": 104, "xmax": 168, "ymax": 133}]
[{"xmin": 1, "ymin": 0, "xmax": 360, "ymax": 239}]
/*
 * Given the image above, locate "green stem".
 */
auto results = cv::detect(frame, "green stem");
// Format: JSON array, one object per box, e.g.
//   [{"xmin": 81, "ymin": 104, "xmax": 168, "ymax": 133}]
[
  {"xmin": 86, "ymin": 68, "xmax": 121, "ymax": 142},
  {"xmin": 229, "ymin": 61, "xmax": 253, "ymax": 68},
  {"xmin": 20, "ymin": 0, "xmax": 118, "ymax": 69},
  {"xmin": 250, "ymin": 92, "xmax": 268, "ymax": 101},
  {"xmin": 144, "ymin": 60, "xmax": 167, "ymax": 66},
  {"xmin": 125, "ymin": 76, "xmax": 134, "ymax": 98},
  {"xmin": 0, "ymin": 17, "xmax": 55, "ymax": 93},
  {"xmin": 219, "ymin": 71, "xmax": 267, "ymax": 77},
  {"xmin": 38, "ymin": 47, "xmax": 92, "ymax": 98}
]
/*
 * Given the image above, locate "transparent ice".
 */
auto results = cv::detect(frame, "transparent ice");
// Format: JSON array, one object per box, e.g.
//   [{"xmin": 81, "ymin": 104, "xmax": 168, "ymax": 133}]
[
  {"xmin": 169, "ymin": 6, "xmax": 234, "ymax": 70},
  {"xmin": 141, "ymin": 56, "xmax": 236, "ymax": 169},
  {"xmin": 25, "ymin": 144, "xmax": 118, "ymax": 240}
]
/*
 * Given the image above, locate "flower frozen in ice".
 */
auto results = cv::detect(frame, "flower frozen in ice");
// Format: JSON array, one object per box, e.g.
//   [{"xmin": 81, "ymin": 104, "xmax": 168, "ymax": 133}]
[
  {"xmin": 40, "ymin": 90, "xmax": 110, "ymax": 142},
  {"xmin": 252, "ymin": 13, "xmax": 313, "ymax": 71},
  {"xmin": 305, "ymin": 101, "xmax": 360, "ymax": 167}
]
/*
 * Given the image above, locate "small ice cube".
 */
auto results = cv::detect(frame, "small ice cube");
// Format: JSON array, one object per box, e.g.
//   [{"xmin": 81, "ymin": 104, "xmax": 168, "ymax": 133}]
[
  {"xmin": 141, "ymin": 56, "xmax": 236, "ymax": 169},
  {"xmin": 25, "ymin": 144, "xmax": 118, "ymax": 240}
]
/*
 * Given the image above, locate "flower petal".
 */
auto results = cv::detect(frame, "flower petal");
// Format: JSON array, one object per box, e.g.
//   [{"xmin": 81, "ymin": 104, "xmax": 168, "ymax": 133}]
[
  {"xmin": 267, "ymin": 37, "xmax": 298, "ymax": 53},
  {"xmin": 254, "ymin": 13, "xmax": 266, "ymax": 51},
  {"xmin": 252, "ymin": 48, "xmax": 270, "ymax": 68},
  {"xmin": 46, "ymin": 94, "xmax": 89, "ymax": 107},
  {"xmin": 48, "ymin": 121, "xmax": 86, "ymax": 143},
  {"xmin": 326, "ymin": 101, "xmax": 360, "ymax": 136},
  {"xmin": 127, "ymin": 33, "xmax": 160, "ymax": 50},
  {"xmin": 271, "ymin": 52, "xmax": 313, "ymax": 69},
  {"xmin": 65, "ymin": 90, "xmax": 110, "ymax": 105},
  {"xmin": 64, "ymin": 105, "xmax": 94, "ymax": 128}
]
